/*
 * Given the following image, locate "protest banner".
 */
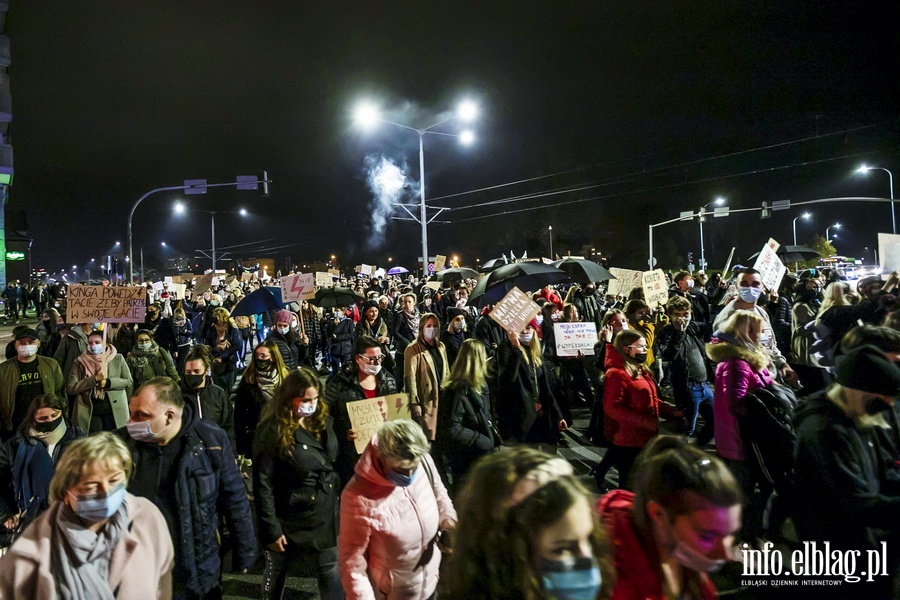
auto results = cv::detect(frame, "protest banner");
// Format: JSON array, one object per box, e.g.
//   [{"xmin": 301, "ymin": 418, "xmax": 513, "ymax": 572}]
[
  {"xmin": 607, "ymin": 268, "xmax": 643, "ymax": 297},
  {"xmin": 489, "ymin": 287, "xmax": 541, "ymax": 334},
  {"xmin": 374, "ymin": 268, "xmax": 385, "ymax": 278},
  {"xmin": 152, "ymin": 281, "xmax": 164, "ymax": 292},
  {"xmin": 434, "ymin": 255, "xmax": 447, "ymax": 271},
  {"xmin": 280, "ymin": 273, "xmax": 315, "ymax": 302},
  {"xmin": 346, "ymin": 393, "xmax": 410, "ymax": 453},
  {"xmin": 642, "ymin": 269, "xmax": 669, "ymax": 308},
  {"xmin": 316, "ymin": 272, "xmax": 334, "ymax": 288},
  {"xmin": 172, "ymin": 283, "xmax": 186, "ymax": 300},
  {"xmin": 878, "ymin": 233, "xmax": 900, "ymax": 276},
  {"xmin": 752, "ymin": 238, "xmax": 787, "ymax": 292},
  {"xmin": 554, "ymin": 321, "xmax": 598, "ymax": 357},
  {"xmin": 67, "ymin": 285, "xmax": 147, "ymax": 323},
  {"xmin": 164, "ymin": 276, "xmax": 173, "ymax": 285},
  {"xmin": 328, "ymin": 268, "xmax": 340, "ymax": 277},
  {"xmin": 424, "ymin": 280, "xmax": 441, "ymax": 291},
  {"xmin": 193, "ymin": 273, "xmax": 215, "ymax": 296}
]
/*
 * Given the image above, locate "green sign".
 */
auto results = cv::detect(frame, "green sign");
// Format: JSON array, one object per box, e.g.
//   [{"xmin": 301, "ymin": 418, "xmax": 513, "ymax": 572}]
[{"xmin": 5, "ymin": 251, "xmax": 25, "ymax": 261}]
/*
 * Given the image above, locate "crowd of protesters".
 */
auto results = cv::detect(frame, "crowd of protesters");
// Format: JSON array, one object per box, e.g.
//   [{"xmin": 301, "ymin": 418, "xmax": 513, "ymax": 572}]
[{"xmin": 0, "ymin": 260, "xmax": 897, "ymax": 598}]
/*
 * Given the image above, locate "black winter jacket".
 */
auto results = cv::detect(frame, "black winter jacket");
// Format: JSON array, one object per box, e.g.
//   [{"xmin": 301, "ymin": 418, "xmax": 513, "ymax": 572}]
[
  {"xmin": 437, "ymin": 383, "xmax": 498, "ymax": 479},
  {"xmin": 495, "ymin": 341, "xmax": 563, "ymax": 443},
  {"xmin": 182, "ymin": 379, "xmax": 236, "ymax": 453},
  {"xmin": 736, "ymin": 382, "xmax": 798, "ymax": 492},
  {"xmin": 234, "ymin": 378, "xmax": 267, "ymax": 457},
  {"xmin": 119, "ymin": 404, "xmax": 257, "ymax": 597},
  {"xmin": 266, "ymin": 329, "xmax": 303, "ymax": 369}
]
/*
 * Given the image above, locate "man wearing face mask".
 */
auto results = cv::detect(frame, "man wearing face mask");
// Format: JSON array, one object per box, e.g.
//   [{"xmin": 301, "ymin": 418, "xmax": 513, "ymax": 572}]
[
  {"xmin": 0, "ymin": 328, "xmax": 65, "ymax": 441},
  {"xmin": 120, "ymin": 376, "xmax": 257, "ymax": 600},
  {"xmin": 714, "ymin": 268, "xmax": 798, "ymax": 386},
  {"xmin": 670, "ymin": 271, "xmax": 711, "ymax": 328},
  {"xmin": 53, "ymin": 322, "xmax": 92, "ymax": 386},
  {"xmin": 790, "ymin": 345, "xmax": 900, "ymax": 592}
]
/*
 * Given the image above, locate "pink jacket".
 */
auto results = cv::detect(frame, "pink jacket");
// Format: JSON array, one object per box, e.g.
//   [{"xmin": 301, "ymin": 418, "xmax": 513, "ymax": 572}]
[
  {"xmin": 706, "ymin": 340, "xmax": 772, "ymax": 461},
  {"xmin": 0, "ymin": 493, "xmax": 174, "ymax": 600},
  {"xmin": 339, "ymin": 437, "xmax": 457, "ymax": 600}
]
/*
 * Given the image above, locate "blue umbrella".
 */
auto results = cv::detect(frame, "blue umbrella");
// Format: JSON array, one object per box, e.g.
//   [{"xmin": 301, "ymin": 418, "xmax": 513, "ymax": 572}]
[
  {"xmin": 231, "ymin": 287, "xmax": 282, "ymax": 317},
  {"xmin": 387, "ymin": 266, "xmax": 409, "ymax": 275}
]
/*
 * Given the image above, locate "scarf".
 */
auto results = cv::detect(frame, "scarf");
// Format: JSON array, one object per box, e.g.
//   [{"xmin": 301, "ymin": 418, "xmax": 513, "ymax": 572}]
[
  {"xmin": 403, "ymin": 309, "xmax": 420, "ymax": 334},
  {"xmin": 74, "ymin": 345, "xmax": 118, "ymax": 399},
  {"xmin": 257, "ymin": 370, "xmax": 281, "ymax": 401},
  {"xmin": 51, "ymin": 499, "xmax": 128, "ymax": 600}
]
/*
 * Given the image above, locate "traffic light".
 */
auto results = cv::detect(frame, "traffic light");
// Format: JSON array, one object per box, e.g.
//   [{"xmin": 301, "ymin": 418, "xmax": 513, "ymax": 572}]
[{"xmin": 761, "ymin": 201, "xmax": 771, "ymax": 219}]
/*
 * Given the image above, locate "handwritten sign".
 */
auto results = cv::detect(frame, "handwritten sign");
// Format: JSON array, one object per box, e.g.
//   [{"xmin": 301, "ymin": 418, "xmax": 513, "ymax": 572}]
[
  {"xmin": 152, "ymin": 281, "xmax": 164, "ymax": 292},
  {"xmin": 346, "ymin": 393, "xmax": 410, "ymax": 454},
  {"xmin": 328, "ymin": 268, "xmax": 341, "ymax": 277},
  {"xmin": 193, "ymin": 273, "xmax": 215, "ymax": 296},
  {"xmin": 434, "ymin": 255, "xmax": 447, "ymax": 271},
  {"xmin": 240, "ymin": 271, "xmax": 252, "ymax": 282},
  {"xmin": 280, "ymin": 273, "xmax": 315, "ymax": 302},
  {"xmin": 316, "ymin": 272, "xmax": 334, "ymax": 288},
  {"xmin": 489, "ymin": 287, "xmax": 542, "ymax": 334},
  {"xmin": 752, "ymin": 238, "xmax": 787, "ymax": 292},
  {"xmin": 424, "ymin": 280, "xmax": 441, "ymax": 291},
  {"xmin": 554, "ymin": 322, "xmax": 598, "ymax": 357},
  {"xmin": 67, "ymin": 285, "xmax": 147, "ymax": 323},
  {"xmin": 607, "ymin": 268, "xmax": 643, "ymax": 297},
  {"xmin": 642, "ymin": 269, "xmax": 669, "ymax": 307}
]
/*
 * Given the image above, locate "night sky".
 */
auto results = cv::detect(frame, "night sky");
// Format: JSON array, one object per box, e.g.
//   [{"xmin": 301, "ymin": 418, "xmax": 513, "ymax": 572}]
[{"xmin": 5, "ymin": 1, "xmax": 899, "ymax": 276}]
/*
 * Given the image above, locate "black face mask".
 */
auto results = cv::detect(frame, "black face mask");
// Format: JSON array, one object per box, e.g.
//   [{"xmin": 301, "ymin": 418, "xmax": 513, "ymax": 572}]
[
  {"xmin": 864, "ymin": 396, "xmax": 893, "ymax": 415},
  {"xmin": 632, "ymin": 353, "xmax": 648, "ymax": 364},
  {"xmin": 42, "ymin": 318, "xmax": 51, "ymax": 325},
  {"xmin": 184, "ymin": 374, "xmax": 205, "ymax": 390},
  {"xmin": 255, "ymin": 359, "xmax": 272, "ymax": 372},
  {"xmin": 33, "ymin": 415, "xmax": 62, "ymax": 433}
]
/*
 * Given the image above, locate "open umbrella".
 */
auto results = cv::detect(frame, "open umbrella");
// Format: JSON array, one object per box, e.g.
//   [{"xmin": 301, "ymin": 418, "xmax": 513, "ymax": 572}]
[
  {"xmin": 309, "ymin": 286, "xmax": 364, "ymax": 309},
  {"xmin": 479, "ymin": 257, "xmax": 508, "ymax": 272},
  {"xmin": 231, "ymin": 287, "xmax": 282, "ymax": 317},
  {"xmin": 434, "ymin": 267, "xmax": 478, "ymax": 283},
  {"xmin": 748, "ymin": 245, "xmax": 821, "ymax": 265},
  {"xmin": 386, "ymin": 266, "xmax": 409, "ymax": 275},
  {"xmin": 468, "ymin": 262, "xmax": 570, "ymax": 307},
  {"xmin": 551, "ymin": 258, "xmax": 614, "ymax": 284}
]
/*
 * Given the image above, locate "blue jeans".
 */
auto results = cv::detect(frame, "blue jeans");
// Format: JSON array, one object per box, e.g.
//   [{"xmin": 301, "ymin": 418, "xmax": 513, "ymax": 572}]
[{"xmin": 686, "ymin": 382, "xmax": 714, "ymax": 446}]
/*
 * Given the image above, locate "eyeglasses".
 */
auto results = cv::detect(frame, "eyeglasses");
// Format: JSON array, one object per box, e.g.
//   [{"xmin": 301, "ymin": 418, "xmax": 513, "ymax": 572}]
[
  {"xmin": 627, "ymin": 344, "xmax": 648, "ymax": 351},
  {"xmin": 358, "ymin": 354, "xmax": 385, "ymax": 364}
]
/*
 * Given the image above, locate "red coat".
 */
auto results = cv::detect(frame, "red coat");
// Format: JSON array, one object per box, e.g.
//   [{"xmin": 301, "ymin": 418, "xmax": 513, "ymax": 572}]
[
  {"xmin": 598, "ymin": 490, "xmax": 717, "ymax": 600},
  {"xmin": 602, "ymin": 350, "xmax": 660, "ymax": 448}
]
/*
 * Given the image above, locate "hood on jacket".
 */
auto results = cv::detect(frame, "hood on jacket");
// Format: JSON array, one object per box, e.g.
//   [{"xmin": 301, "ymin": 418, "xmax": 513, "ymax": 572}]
[
  {"xmin": 597, "ymin": 489, "xmax": 657, "ymax": 567},
  {"xmin": 705, "ymin": 334, "xmax": 768, "ymax": 371},
  {"xmin": 353, "ymin": 434, "xmax": 395, "ymax": 488}
]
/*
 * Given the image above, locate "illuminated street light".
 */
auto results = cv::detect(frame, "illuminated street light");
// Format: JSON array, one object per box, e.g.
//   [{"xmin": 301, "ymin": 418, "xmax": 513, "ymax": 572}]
[
  {"xmin": 174, "ymin": 204, "xmax": 248, "ymax": 271},
  {"xmin": 825, "ymin": 223, "xmax": 841, "ymax": 240},
  {"xmin": 697, "ymin": 197, "xmax": 726, "ymax": 271},
  {"xmin": 855, "ymin": 165, "xmax": 895, "ymax": 234},
  {"xmin": 793, "ymin": 212, "xmax": 812, "ymax": 246},
  {"xmin": 457, "ymin": 100, "xmax": 478, "ymax": 122}
]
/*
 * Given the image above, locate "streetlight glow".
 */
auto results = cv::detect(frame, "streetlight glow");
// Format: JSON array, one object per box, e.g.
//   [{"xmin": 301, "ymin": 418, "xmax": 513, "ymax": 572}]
[
  {"xmin": 174, "ymin": 202, "xmax": 185, "ymax": 214},
  {"xmin": 856, "ymin": 165, "xmax": 870, "ymax": 174},
  {"xmin": 714, "ymin": 197, "xmax": 725, "ymax": 205},
  {"xmin": 457, "ymin": 100, "xmax": 478, "ymax": 122},
  {"xmin": 354, "ymin": 102, "xmax": 380, "ymax": 129},
  {"xmin": 239, "ymin": 208, "xmax": 248, "ymax": 216},
  {"xmin": 459, "ymin": 130, "xmax": 475, "ymax": 146}
]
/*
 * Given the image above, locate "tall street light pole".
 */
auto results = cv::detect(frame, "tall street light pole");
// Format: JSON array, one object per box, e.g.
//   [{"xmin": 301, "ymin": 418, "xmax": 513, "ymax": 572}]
[
  {"xmin": 174, "ymin": 204, "xmax": 247, "ymax": 272},
  {"xmin": 825, "ymin": 223, "xmax": 840, "ymax": 240},
  {"xmin": 548, "ymin": 225, "xmax": 553, "ymax": 259},
  {"xmin": 855, "ymin": 165, "xmax": 895, "ymax": 234},
  {"xmin": 354, "ymin": 99, "xmax": 478, "ymax": 276},
  {"xmin": 698, "ymin": 197, "xmax": 725, "ymax": 272},
  {"xmin": 792, "ymin": 212, "xmax": 811, "ymax": 246}
]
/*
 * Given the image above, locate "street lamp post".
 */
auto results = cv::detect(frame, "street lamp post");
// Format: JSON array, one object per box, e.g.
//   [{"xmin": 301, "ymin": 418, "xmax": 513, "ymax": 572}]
[
  {"xmin": 825, "ymin": 223, "xmax": 840, "ymax": 240},
  {"xmin": 174, "ymin": 204, "xmax": 248, "ymax": 272},
  {"xmin": 855, "ymin": 166, "xmax": 895, "ymax": 234},
  {"xmin": 548, "ymin": 225, "xmax": 553, "ymax": 259},
  {"xmin": 698, "ymin": 197, "xmax": 725, "ymax": 272},
  {"xmin": 354, "ymin": 100, "xmax": 478, "ymax": 276},
  {"xmin": 792, "ymin": 212, "xmax": 812, "ymax": 246}
]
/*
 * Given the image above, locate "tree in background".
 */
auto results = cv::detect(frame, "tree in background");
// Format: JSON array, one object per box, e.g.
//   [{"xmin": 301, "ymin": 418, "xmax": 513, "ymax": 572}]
[{"xmin": 800, "ymin": 234, "xmax": 837, "ymax": 270}]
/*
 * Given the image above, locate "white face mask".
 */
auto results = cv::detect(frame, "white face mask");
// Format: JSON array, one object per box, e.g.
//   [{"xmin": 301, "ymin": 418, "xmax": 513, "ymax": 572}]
[
  {"xmin": 550, "ymin": 312, "xmax": 561, "ymax": 322},
  {"xmin": 519, "ymin": 332, "xmax": 534, "ymax": 345},
  {"xmin": 452, "ymin": 321, "xmax": 464, "ymax": 332},
  {"xmin": 535, "ymin": 315, "xmax": 544, "ymax": 326},
  {"xmin": 276, "ymin": 326, "xmax": 290, "ymax": 335},
  {"xmin": 89, "ymin": 343, "xmax": 104, "ymax": 355},
  {"xmin": 362, "ymin": 363, "xmax": 382, "ymax": 376},
  {"xmin": 296, "ymin": 400, "xmax": 318, "ymax": 417},
  {"xmin": 423, "ymin": 326, "xmax": 437, "ymax": 341},
  {"xmin": 738, "ymin": 286, "xmax": 763, "ymax": 304},
  {"xmin": 17, "ymin": 344, "xmax": 38, "ymax": 358}
]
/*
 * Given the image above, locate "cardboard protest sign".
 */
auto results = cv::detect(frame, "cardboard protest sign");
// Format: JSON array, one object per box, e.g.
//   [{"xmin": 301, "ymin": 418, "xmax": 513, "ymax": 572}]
[
  {"xmin": 878, "ymin": 233, "xmax": 900, "ymax": 276},
  {"xmin": 228, "ymin": 278, "xmax": 241, "ymax": 290},
  {"xmin": 67, "ymin": 285, "xmax": 147, "ymax": 323},
  {"xmin": 554, "ymin": 322, "xmax": 598, "ymax": 357},
  {"xmin": 642, "ymin": 269, "xmax": 669, "ymax": 308},
  {"xmin": 358, "ymin": 264, "xmax": 373, "ymax": 276},
  {"xmin": 280, "ymin": 273, "xmax": 315, "ymax": 302},
  {"xmin": 346, "ymin": 393, "xmax": 410, "ymax": 454},
  {"xmin": 170, "ymin": 275, "xmax": 183, "ymax": 284},
  {"xmin": 607, "ymin": 268, "xmax": 643, "ymax": 297},
  {"xmin": 752, "ymin": 238, "xmax": 787, "ymax": 292},
  {"xmin": 193, "ymin": 274, "xmax": 215, "ymax": 296},
  {"xmin": 489, "ymin": 287, "xmax": 541, "ymax": 334},
  {"xmin": 424, "ymin": 280, "xmax": 441, "ymax": 291},
  {"xmin": 434, "ymin": 255, "xmax": 447, "ymax": 271},
  {"xmin": 240, "ymin": 271, "xmax": 252, "ymax": 282},
  {"xmin": 328, "ymin": 268, "xmax": 341, "ymax": 277},
  {"xmin": 316, "ymin": 272, "xmax": 334, "ymax": 288}
]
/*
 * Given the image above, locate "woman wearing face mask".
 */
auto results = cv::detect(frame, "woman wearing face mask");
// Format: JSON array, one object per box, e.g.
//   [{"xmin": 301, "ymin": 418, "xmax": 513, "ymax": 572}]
[
  {"xmin": 0, "ymin": 395, "xmax": 85, "ymax": 542},
  {"xmin": 404, "ymin": 313, "xmax": 449, "ymax": 441},
  {"xmin": 339, "ymin": 420, "xmax": 457, "ymax": 600},
  {"xmin": 67, "ymin": 330, "xmax": 133, "ymax": 434},
  {"xmin": 497, "ymin": 323, "xmax": 567, "ymax": 446},
  {"xmin": 623, "ymin": 299, "xmax": 658, "ymax": 377},
  {"xmin": 705, "ymin": 309, "xmax": 773, "ymax": 541},
  {"xmin": 205, "ymin": 307, "xmax": 243, "ymax": 394},
  {"xmin": 180, "ymin": 344, "xmax": 236, "ymax": 452},
  {"xmin": 444, "ymin": 447, "xmax": 614, "ymax": 600},
  {"xmin": 599, "ymin": 330, "xmax": 663, "ymax": 490},
  {"xmin": 599, "ymin": 436, "xmax": 741, "ymax": 600},
  {"xmin": 36, "ymin": 309, "xmax": 63, "ymax": 358},
  {"xmin": 171, "ymin": 308, "xmax": 193, "ymax": 370},
  {"xmin": 324, "ymin": 336, "xmax": 397, "ymax": 488},
  {"xmin": 266, "ymin": 309, "xmax": 307, "ymax": 370},
  {"xmin": 125, "ymin": 329, "xmax": 180, "ymax": 388},
  {"xmin": 0, "ymin": 432, "xmax": 174, "ymax": 599},
  {"xmin": 253, "ymin": 368, "xmax": 342, "ymax": 600},
  {"xmin": 391, "ymin": 293, "xmax": 420, "ymax": 391},
  {"xmin": 440, "ymin": 307, "xmax": 470, "ymax": 367},
  {"xmin": 234, "ymin": 341, "xmax": 290, "ymax": 457}
]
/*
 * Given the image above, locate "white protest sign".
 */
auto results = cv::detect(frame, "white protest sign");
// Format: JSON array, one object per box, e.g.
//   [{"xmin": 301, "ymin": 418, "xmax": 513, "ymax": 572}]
[
  {"xmin": 878, "ymin": 233, "xmax": 900, "ymax": 276},
  {"xmin": 164, "ymin": 276, "xmax": 173, "ymax": 285},
  {"xmin": 554, "ymin": 322, "xmax": 598, "ymax": 357},
  {"xmin": 424, "ymin": 280, "xmax": 441, "ymax": 291},
  {"xmin": 358, "ymin": 264, "xmax": 373, "ymax": 276},
  {"xmin": 346, "ymin": 393, "xmax": 410, "ymax": 454},
  {"xmin": 67, "ymin": 285, "xmax": 147, "ymax": 323},
  {"xmin": 172, "ymin": 283, "xmax": 186, "ymax": 300},
  {"xmin": 280, "ymin": 273, "xmax": 315, "ymax": 302},
  {"xmin": 374, "ymin": 268, "xmax": 386, "ymax": 278},
  {"xmin": 316, "ymin": 272, "xmax": 334, "ymax": 288},
  {"xmin": 152, "ymin": 281, "xmax": 164, "ymax": 292},
  {"xmin": 434, "ymin": 255, "xmax": 447, "ymax": 271},
  {"xmin": 642, "ymin": 269, "xmax": 669, "ymax": 308},
  {"xmin": 607, "ymin": 268, "xmax": 643, "ymax": 297},
  {"xmin": 752, "ymin": 238, "xmax": 787, "ymax": 292},
  {"xmin": 489, "ymin": 287, "xmax": 542, "ymax": 334}
]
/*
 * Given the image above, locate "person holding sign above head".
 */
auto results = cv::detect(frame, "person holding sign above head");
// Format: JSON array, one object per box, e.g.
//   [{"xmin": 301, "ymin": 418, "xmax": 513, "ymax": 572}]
[
  {"xmin": 325, "ymin": 336, "xmax": 398, "ymax": 488},
  {"xmin": 253, "ymin": 368, "xmax": 342, "ymax": 600},
  {"xmin": 67, "ymin": 329, "xmax": 133, "ymax": 433},
  {"xmin": 0, "ymin": 328, "xmax": 65, "ymax": 442}
]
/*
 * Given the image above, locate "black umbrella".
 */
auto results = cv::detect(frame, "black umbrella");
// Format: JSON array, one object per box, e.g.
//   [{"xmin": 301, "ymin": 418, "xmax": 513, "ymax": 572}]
[
  {"xmin": 434, "ymin": 267, "xmax": 478, "ymax": 283},
  {"xmin": 468, "ymin": 262, "xmax": 570, "ymax": 307},
  {"xmin": 478, "ymin": 257, "xmax": 508, "ymax": 272},
  {"xmin": 748, "ymin": 245, "xmax": 821, "ymax": 265},
  {"xmin": 309, "ymin": 286, "xmax": 364, "ymax": 309},
  {"xmin": 551, "ymin": 258, "xmax": 615, "ymax": 284},
  {"xmin": 231, "ymin": 287, "xmax": 282, "ymax": 317}
]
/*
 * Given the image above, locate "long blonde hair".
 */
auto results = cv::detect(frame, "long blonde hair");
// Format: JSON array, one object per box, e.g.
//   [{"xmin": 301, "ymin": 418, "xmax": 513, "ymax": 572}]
[
  {"xmin": 719, "ymin": 309, "xmax": 764, "ymax": 347},
  {"xmin": 444, "ymin": 338, "xmax": 489, "ymax": 392},
  {"xmin": 817, "ymin": 281, "xmax": 851, "ymax": 323},
  {"xmin": 520, "ymin": 326, "xmax": 543, "ymax": 368},
  {"xmin": 612, "ymin": 329, "xmax": 648, "ymax": 378}
]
